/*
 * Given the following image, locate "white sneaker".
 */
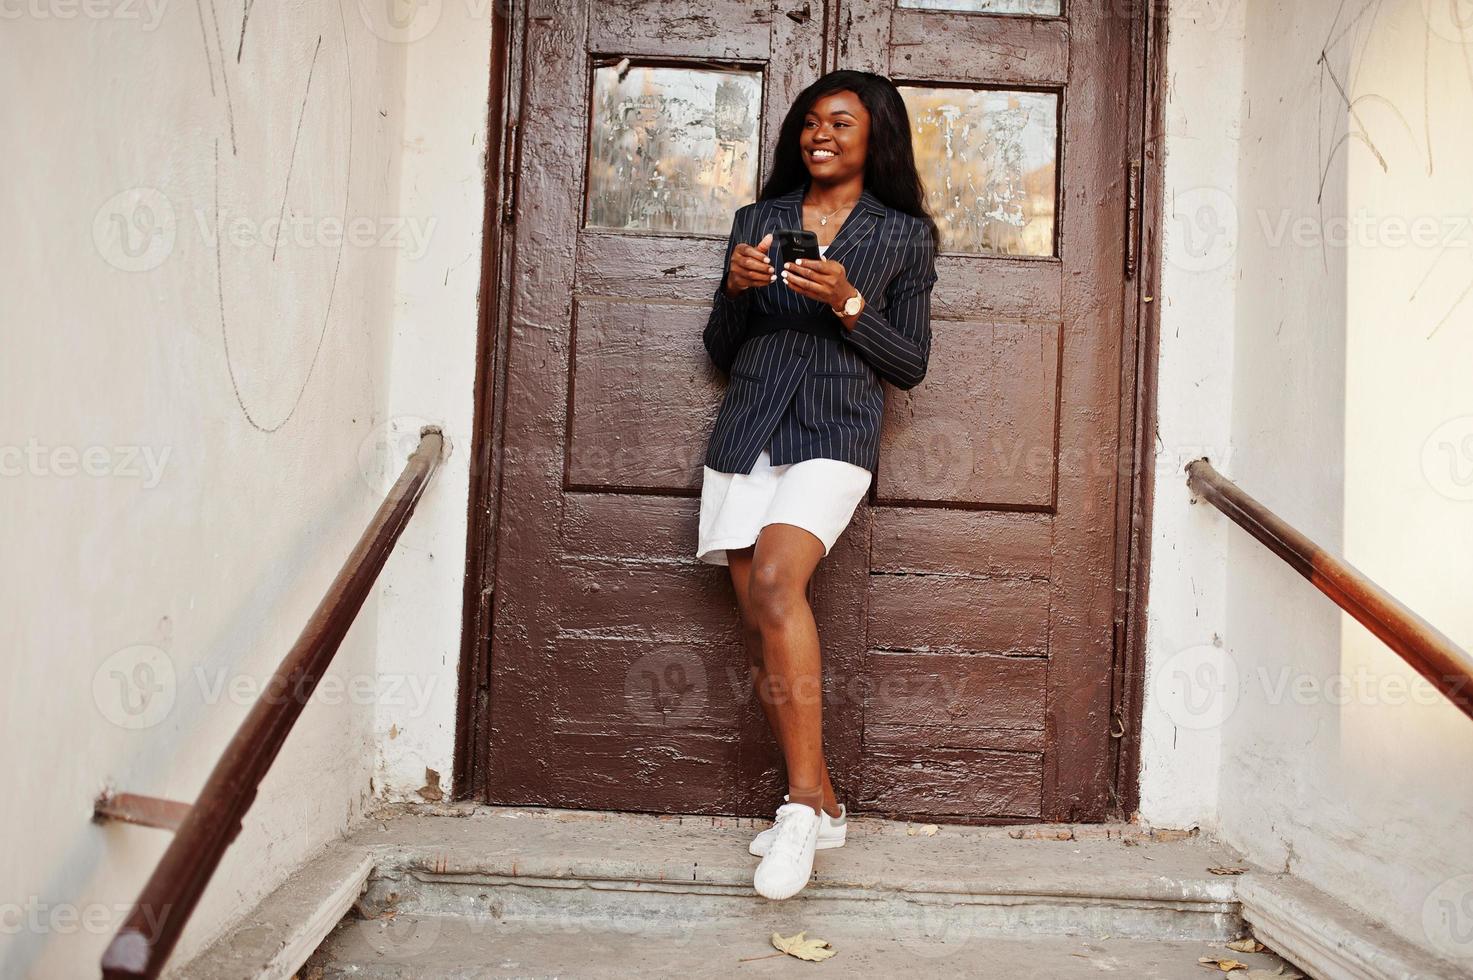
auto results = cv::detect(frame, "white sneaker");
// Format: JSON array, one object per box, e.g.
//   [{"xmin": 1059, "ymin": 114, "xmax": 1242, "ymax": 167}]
[
  {"xmin": 752, "ymin": 802, "xmax": 823, "ymax": 900},
  {"xmin": 750, "ymin": 797, "xmax": 847, "ymax": 856}
]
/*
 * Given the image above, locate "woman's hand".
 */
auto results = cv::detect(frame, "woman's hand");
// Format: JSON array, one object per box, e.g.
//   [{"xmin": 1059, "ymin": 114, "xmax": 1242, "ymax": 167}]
[
  {"xmin": 723, "ymin": 232, "xmax": 776, "ymax": 298},
  {"xmin": 781, "ymin": 257, "xmax": 860, "ymax": 327}
]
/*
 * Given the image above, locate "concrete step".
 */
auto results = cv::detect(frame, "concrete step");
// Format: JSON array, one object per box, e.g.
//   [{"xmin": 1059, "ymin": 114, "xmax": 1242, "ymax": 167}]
[
  {"xmin": 301, "ymin": 913, "xmax": 1300, "ymax": 979},
  {"xmin": 341, "ymin": 804, "xmax": 1252, "ymax": 946},
  {"xmin": 289, "ymin": 804, "xmax": 1302, "ymax": 978},
  {"xmin": 182, "ymin": 803, "xmax": 1472, "ymax": 979}
]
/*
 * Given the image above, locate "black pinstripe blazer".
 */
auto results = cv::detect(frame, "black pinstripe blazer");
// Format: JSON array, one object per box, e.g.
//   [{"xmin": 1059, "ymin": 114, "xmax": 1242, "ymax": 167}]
[{"xmin": 702, "ymin": 179, "xmax": 938, "ymax": 475}]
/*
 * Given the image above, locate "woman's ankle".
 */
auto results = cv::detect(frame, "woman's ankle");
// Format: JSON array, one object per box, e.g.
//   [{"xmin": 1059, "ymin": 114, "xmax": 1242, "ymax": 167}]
[
  {"xmin": 787, "ymin": 784, "xmax": 825, "ymax": 815},
  {"xmin": 821, "ymin": 771, "xmax": 841, "ymax": 817}
]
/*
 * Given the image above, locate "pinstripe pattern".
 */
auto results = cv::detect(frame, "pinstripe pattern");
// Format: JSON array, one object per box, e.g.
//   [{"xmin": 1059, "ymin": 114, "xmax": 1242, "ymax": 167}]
[{"xmin": 702, "ymin": 179, "xmax": 938, "ymax": 474}]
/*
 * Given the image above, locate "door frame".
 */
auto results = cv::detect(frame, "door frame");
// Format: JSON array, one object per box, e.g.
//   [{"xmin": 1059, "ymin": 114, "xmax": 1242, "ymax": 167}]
[
  {"xmin": 454, "ymin": 0, "xmax": 1172, "ymax": 819},
  {"xmin": 1109, "ymin": 0, "xmax": 1171, "ymax": 819},
  {"xmin": 451, "ymin": 0, "xmax": 516, "ymax": 802}
]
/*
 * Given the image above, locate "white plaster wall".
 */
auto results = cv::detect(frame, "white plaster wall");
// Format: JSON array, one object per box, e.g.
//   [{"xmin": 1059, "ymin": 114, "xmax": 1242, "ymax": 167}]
[
  {"xmin": 1217, "ymin": 0, "xmax": 1473, "ymax": 962},
  {"xmin": 371, "ymin": 1, "xmax": 497, "ymax": 800},
  {"xmin": 1210, "ymin": 0, "xmax": 1354, "ymax": 885},
  {"xmin": 1146, "ymin": 0, "xmax": 1473, "ymax": 962},
  {"xmin": 0, "ymin": 3, "xmax": 410, "ymax": 976},
  {"xmin": 1135, "ymin": 0, "xmax": 1247, "ymax": 830}
]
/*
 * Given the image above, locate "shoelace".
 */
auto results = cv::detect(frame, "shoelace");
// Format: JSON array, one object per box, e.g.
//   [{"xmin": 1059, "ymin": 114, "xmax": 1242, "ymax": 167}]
[{"xmin": 767, "ymin": 803, "xmax": 819, "ymax": 860}]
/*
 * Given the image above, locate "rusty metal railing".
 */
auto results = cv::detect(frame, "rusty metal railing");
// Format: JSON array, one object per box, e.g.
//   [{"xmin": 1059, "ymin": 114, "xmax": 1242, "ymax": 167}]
[
  {"xmin": 1186, "ymin": 458, "xmax": 1473, "ymax": 721},
  {"xmin": 98, "ymin": 428, "xmax": 445, "ymax": 979}
]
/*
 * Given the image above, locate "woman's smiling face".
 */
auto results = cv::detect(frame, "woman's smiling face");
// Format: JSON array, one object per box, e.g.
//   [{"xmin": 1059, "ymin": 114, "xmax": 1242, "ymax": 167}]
[{"xmin": 800, "ymin": 90, "xmax": 870, "ymax": 182}]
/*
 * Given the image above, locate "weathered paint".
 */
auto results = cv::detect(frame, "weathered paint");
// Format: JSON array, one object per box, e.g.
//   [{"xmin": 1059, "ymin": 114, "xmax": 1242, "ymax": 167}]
[{"xmin": 470, "ymin": 0, "xmax": 1136, "ymax": 822}]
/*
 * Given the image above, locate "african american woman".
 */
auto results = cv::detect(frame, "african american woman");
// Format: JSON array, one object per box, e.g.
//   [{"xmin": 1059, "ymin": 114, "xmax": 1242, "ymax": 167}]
[{"xmin": 697, "ymin": 69, "xmax": 940, "ymax": 901}]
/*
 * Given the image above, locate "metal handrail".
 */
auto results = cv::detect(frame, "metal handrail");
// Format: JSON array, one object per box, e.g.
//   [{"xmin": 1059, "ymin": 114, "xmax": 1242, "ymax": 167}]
[
  {"xmin": 1186, "ymin": 458, "xmax": 1473, "ymax": 721},
  {"xmin": 99, "ymin": 428, "xmax": 446, "ymax": 979}
]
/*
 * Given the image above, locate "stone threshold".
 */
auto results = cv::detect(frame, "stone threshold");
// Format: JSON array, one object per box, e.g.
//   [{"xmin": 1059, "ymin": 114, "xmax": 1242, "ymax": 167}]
[{"xmin": 176, "ymin": 803, "xmax": 1463, "ymax": 979}]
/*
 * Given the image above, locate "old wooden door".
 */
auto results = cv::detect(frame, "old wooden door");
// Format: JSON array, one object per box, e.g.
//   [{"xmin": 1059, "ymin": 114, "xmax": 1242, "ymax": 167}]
[{"xmin": 484, "ymin": 0, "xmax": 1136, "ymax": 822}]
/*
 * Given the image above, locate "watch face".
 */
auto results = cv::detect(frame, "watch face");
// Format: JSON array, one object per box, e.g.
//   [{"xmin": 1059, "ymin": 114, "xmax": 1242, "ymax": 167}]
[{"xmin": 844, "ymin": 295, "xmax": 863, "ymax": 315}]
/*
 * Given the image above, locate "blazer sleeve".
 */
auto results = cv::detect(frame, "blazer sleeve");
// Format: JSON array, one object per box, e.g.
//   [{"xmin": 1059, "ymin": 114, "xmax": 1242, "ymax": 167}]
[
  {"xmin": 840, "ymin": 220, "xmax": 938, "ymax": 390},
  {"xmin": 702, "ymin": 206, "xmax": 755, "ymax": 375}
]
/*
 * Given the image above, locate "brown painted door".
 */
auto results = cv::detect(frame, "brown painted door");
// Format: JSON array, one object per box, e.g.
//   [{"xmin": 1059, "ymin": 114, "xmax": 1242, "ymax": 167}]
[{"xmin": 485, "ymin": 0, "xmax": 1133, "ymax": 822}]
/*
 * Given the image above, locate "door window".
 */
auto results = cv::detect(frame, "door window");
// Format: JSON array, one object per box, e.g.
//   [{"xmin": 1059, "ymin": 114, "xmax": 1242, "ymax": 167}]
[
  {"xmin": 899, "ymin": 85, "xmax": 1059, "ymax": 256},
  {"xmin": 586, "ymin": 63, "xmax": 763, "ymax": 235}
]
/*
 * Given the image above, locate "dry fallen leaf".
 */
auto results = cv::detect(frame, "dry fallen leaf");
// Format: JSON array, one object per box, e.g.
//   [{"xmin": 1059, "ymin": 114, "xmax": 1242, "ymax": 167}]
[
  {"xmin": 1226, "ymin": 938, "xmax": 1265, "ymax": 953},
  {"xmin": 1198, "ymin": 955, "xmax": 1248, "ymax": 971},
  {"xmin": 908, "ymin": 824, "xmax": 939, "ymax": 837},
  {"xmin": 1208, "ymin": 866, "xmax": 1248, "ymax": 876},
  {"xmin": 771, "ymin": 931, "xmax": 838, "ymax": 962}
]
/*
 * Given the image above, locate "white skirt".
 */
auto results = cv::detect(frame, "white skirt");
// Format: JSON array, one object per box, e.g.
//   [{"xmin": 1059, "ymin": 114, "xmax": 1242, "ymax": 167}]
[{"xmin": 696, "ymin": 449, "xmax": 873, "ymax": 566}]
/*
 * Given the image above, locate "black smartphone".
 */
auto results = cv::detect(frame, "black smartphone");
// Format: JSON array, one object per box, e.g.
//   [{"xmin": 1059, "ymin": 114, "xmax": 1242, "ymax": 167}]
[{"xmin": 775, "ymin": 228, "xmax": 822, "ymax": 265}]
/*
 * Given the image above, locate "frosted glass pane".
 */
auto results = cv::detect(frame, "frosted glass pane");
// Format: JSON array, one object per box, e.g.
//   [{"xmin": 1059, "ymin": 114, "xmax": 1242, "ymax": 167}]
[
  {"xmin": 897, "ymin": 0, "xmax": 1061, "ymax": 14},
  {"xmin": 587, "ymin": 64, "xmax": 762, "ymax": 235},
  {"xmin": 900, "ymin": 86, "xmax": 1059, "ymax": 257}
]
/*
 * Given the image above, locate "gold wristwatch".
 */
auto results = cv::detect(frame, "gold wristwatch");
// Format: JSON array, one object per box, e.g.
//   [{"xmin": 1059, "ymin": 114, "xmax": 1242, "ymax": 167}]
[{"xmin": 833, "ymin": 290, "xmax": 864, "ymax": 317}]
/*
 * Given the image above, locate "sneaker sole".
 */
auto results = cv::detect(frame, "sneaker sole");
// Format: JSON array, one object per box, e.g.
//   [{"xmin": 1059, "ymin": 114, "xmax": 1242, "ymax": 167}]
[
  {"xmin": 754, "ymin": 877, "xmax": 809, "ymax": 901},
  {"xmin": 748, "ymin": 835, "xmax": 845, "ymax": 858}
]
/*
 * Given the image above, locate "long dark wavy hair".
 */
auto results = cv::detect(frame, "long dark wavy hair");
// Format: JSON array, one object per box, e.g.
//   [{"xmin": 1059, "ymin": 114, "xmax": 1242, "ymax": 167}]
[{"xmin": 758, "ymin": 70, "xmax": 939, "ymax": 248}]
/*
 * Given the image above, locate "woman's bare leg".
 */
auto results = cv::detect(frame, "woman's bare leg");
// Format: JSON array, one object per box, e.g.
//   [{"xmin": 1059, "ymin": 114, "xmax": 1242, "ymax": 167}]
[
  {"xmin": 727, "ymin": 544, "xmax": 841, "ymax": 816},
  {"xmin": 733, "ymin": 523, "xmax": 837, "ymax": 817}
]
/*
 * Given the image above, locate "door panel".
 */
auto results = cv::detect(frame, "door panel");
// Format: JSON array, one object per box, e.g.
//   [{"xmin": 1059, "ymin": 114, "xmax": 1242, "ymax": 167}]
[
  {"xmin": 567, "ymin": 299, "xmax": 716, "ymax": 491},
  {"xmin": 488, "ymin": 0, "xmax": 829, "ymax": 814},
  {"xmin": 889, "ymin": 12, "xmax": 1069, "ymax": 86},
  {"xmin": 486, "ymin": 0, "xmax": 1132, "ymax": 821},
  {"xmin": 878, "ymin": 319, "xmax": 1061, "ymax": 506},
  {"xmin": 897, "ymin": 0, "xmax": 1063, "ymax": 14},
  {"xmin": 589, "ymin": 1, "xmax": 775, "ymax": 59},
  {"xmin": 842, "ymin": 0, "xmax": 1128, "ymax": 821}
]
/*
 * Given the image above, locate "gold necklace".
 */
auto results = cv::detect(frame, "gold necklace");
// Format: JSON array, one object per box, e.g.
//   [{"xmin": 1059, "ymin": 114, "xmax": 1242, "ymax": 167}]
[{"xmin": 805, "ymin": 195, "xmax": 858, "ymax": 227}]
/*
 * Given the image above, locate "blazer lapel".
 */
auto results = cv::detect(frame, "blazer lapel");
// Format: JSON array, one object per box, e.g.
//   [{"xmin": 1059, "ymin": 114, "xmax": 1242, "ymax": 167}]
[
  {"xmin": 768, "ymin": 184, "xmax": 806, "ymax": 227},
  {"xmin": 760, "ymin": 181, "xmax": 886, "ymax": 309},
  {"xmin": 823, "ymin": 187, "xmax": 885, "ymax": 269},
  {"xmin": 765, "ymin": 179, "xmax": 877, "ymax": 249}
]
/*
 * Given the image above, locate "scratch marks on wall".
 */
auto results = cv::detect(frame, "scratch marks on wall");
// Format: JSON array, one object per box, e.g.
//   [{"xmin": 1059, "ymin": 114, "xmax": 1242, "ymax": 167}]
[
  {"xmin": 1456, "ymin": 9, "xmax": 1473, "ymax": 106},
  {"xmin": 273, "ymin": 34, "xmax": 324, "ymax": 263},
  {"xmin": 237, "ymin": 0, "xmax": 255, "ymax": 63},
  {"xmin": 1426, "ymin": 280, "xmax": 1473, "ymax": 338},
  {"xmin": 216, "ymin": 1, "xmax": 355, "ymax": 433},
  {"xmin": 1315, "ymin": 0, "xmax": 1449, "ymax": 194},
  {"xmin": 1315, "ymin": 0, "xmax": 1393, "ymax": 211},
  {"xmin": 194, "ymin": 0, "xmax": 216, "ymax": 98},
  {"xmin": 203, "ymin": 0, "xmax": 239, "ymax": 156},
  {"xmin": 1315, "ymin": 0, "xmax": 1473, "ymax": 337},
  {"xmin": 1422, "ymin": 4, "xmax": 1473, "ymax": 336},
  {"xmin": 1313, "ymin": 0, "xmax": 1407, "ymax": 277},
  {"xmin": 1318, "ymin": 52, "xmax": 1390, "ymax": 174},
  {"xmin": 1423, "ymin": 8, "xmax": 1435, "ymax": 176}
]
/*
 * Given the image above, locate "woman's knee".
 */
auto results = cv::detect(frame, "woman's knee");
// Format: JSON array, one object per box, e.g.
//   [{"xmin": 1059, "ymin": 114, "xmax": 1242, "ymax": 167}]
[{"xmin": 747, "ymin": 561, "xmax": 804, "ymax": 631}]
